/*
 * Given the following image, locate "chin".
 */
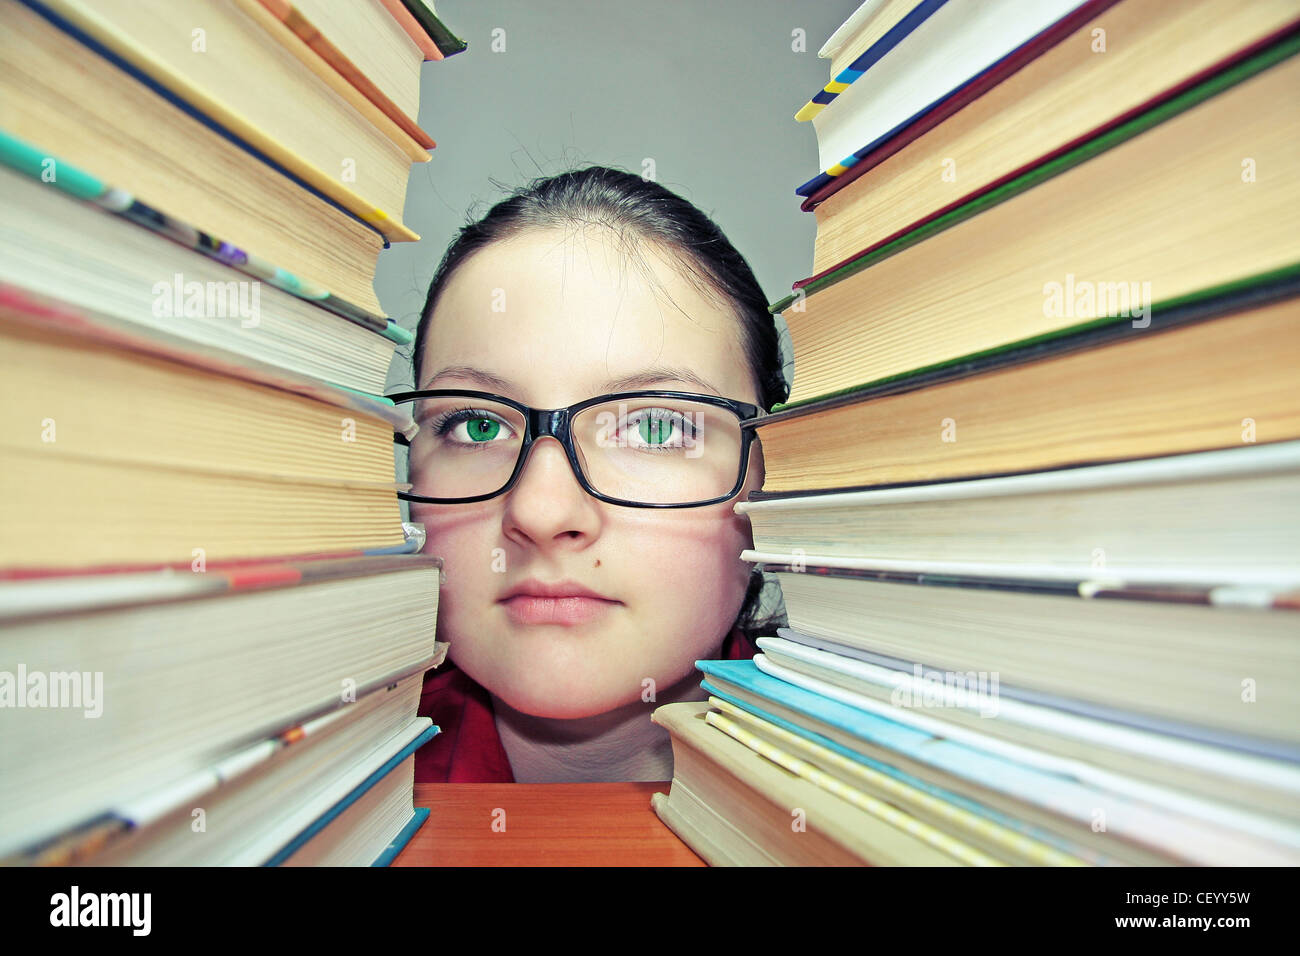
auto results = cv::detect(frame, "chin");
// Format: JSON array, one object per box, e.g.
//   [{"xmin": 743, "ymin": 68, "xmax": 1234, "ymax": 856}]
[
  {"xmin": 442, "ymin": 630, "xmax": 623, "ymax": 715},
  {"xmin": 492, "ymin": 676, "xmax": 636, "ymax": 720}
]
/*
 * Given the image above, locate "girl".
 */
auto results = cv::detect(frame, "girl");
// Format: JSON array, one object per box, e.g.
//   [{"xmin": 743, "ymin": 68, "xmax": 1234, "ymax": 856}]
[{"xmin": 397, "ymin": 166, "xmax": 787, "ymax": 782}]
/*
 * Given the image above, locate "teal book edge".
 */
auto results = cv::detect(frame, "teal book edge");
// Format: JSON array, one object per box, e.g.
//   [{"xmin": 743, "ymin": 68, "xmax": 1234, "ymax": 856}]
[
  {"xmin": 330, "ymin": 382, "xmax": 395, "ymax": 406},
  {"xmin": 0, "ymin": 126, "xmax": 401, "ymax": 342},
  {"xmin": 370, "ymin": 807, "xmax": 430, "ymax": 866},
  {"xmin": 696, "ymin": 659, "xmax": 1122, "ymax": 864},
  {"xmin": 262, "ymin": 722, "xmax": 440, "ymax": 866}
]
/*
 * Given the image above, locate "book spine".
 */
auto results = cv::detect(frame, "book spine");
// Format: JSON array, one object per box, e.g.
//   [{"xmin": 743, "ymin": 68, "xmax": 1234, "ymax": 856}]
[{"xmin": 795, "ymin": 0, "xmax": 950, "ymax": 121}]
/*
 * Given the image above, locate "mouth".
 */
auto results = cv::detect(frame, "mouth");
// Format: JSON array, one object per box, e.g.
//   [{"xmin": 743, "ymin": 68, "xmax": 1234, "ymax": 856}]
[
  {"xmin": 500, "ymin": 595, "xmax": 619, "ymax": 626},
  {"xmin": 498, "ymin": 580, "xmax": 621, "ymax": 626}
]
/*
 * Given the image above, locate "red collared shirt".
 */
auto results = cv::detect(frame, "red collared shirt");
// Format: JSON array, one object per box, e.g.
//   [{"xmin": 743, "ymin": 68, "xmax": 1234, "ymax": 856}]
[{"xmin": 414, "ymin": 627, "xmax": 760, "ymax": 782}]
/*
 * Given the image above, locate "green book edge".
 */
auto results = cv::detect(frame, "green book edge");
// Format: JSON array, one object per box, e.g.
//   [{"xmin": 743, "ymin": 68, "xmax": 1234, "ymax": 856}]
[
  {"xmin": 401, "ymin": 0, "xmax": 468, "ymax": 55},
  {"xmin": 769, "ymin": 263, "xmax": 1300, "ymax": 414},
  {"xmin": 768, "ymin": 32, "xmax": 1300, "ymax": 316}
]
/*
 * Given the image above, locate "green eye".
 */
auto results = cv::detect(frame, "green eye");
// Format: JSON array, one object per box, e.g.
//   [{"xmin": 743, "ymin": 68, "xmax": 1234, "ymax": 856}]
[
  {"xmin": 466, "ymin": 418, "xmax": 501, "ymax": 442},
  {"xmin": 639, "ymin": 415, "xmax": 674, "ymax": 445}
]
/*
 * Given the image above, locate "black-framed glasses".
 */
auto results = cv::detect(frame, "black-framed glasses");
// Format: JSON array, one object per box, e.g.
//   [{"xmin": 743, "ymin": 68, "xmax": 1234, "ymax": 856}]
[{"xmin": 387, "ymin": 389, "xmax": 763, "ymax": 508}]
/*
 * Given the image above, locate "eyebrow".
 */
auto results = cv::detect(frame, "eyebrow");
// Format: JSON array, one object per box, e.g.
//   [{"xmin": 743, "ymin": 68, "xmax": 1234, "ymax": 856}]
[
  {"xmin": 421, "ymin": 364, "xmax": 726, "ymax": 397},
  {"xmin": 420, "ymin": 365, "xmax": 514, "ymax": 392}
]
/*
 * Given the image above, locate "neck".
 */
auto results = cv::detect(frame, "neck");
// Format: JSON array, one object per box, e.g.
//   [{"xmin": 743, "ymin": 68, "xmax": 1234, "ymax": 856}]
[{"xmin": 492, "ymin": 666, "xmax": 712, "ymax": 783}]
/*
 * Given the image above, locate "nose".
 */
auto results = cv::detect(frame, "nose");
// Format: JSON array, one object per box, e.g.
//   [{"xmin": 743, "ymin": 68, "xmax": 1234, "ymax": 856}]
[{"xmin": 500, "ymin": 435, "xmax": 602, "ymax": 549}]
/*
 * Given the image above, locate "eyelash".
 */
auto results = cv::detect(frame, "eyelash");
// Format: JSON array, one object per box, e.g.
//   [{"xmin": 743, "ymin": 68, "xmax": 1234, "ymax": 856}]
[
  {"xmin": 621, "ymin": 409, "xmax": 694, "ymax": 451},
  {"xmin": 427, "ymin": 407, "xmax": 515, "ymax": 447}
]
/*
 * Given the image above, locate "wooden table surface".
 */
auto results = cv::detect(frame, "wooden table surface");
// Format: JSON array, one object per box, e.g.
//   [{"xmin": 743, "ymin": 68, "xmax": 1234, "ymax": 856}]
[{"xmin": 392, "ymin": 782, "xmax": 706, "ymax": 866}]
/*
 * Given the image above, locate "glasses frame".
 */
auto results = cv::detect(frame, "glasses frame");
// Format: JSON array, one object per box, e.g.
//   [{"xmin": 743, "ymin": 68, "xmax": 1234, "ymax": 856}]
[{"xmin": 387, "ymin": 388, "xmax": 763, "ymax": 509}]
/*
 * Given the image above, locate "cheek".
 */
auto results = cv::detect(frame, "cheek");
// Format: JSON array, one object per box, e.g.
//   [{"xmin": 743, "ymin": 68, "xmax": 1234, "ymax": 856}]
[
  {"xmin": 626, "ymin": 505, "xmax": 754, "ymax": 646},
  {"xmin": 410, "ymin": 500, "xmax": 501, "ymax": 633}
]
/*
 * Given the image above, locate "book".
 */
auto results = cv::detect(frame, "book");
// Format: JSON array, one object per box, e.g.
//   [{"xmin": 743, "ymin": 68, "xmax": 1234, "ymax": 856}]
[
  {"xmin": 752, "ymin": 291, "xmax": 1300, "ymax": 492},
  {"xmin": 775, "ymin": 42, "xmax": 1300, "ymax": 407},
  {"xmin": 800, "ymin": 0, "xmax": 1093, "ymax": 182},
  {"xmin": 255, "ymin": 0, "xmax": 434, "ymax": 148},
  {"xmin": 0, "ymin": 0, "xmax": 388, "ymax": 312},
  {"xmin": 697, "ymin": 661, "xmax": 1300, "ymax": 865},
  {"xmin": 816, "ymin": 0, "xmax": 937, "ymax": 84},
  {"xmin": 796, "ymin": 0, "xmax": 949, "ymax": 123},
  {"xmin": 808, "ymin": 0, "xmax": 1300, "ymax": 271},
  {"xmin": 750, "ymin": 652, "xmax": 1300, "ymax": 851},
  {"xmin": 379, "ymin": 0, "xmax": 443, "ymax": 61},
  {"xmin": 0, "ymin": 554, "xmax": 443, "ymax": 860},
  {"xmin": 702, "ymin": 695, "xmax": 1087, "ymax": 866},
  {"xmin": 36, "ymin": 0, "xmax": 424, "ymax": 241},
  {"xmin": 25, "ymin": 673, "xmax": 434, "ymax": 865},
  {"xmin": 0, "ymin": 0, "xmax": 462, "ymax": 869},
  {"xmin": 759, "ymin": 563, "xmax": 1300, "ymax": 743},
  {"xmin": 388, "ymin": 0, "xmax": 468, "ymax": 59},
  {"xmin": 759, "ymin": 629, "xmax": 1300, "ymax": 822},
  {"xmin": 0, "ymin": 307, "xmax": 409, "ymax": 570},
  {"xmin": 650, "ymin": 700, "xmax": 972, "ymax": 865},
  {"xmin": 264, "ymin": 719, "xmax": 437, "ymax": 866},
  {"xmin": 0, "ymin": 160, "xmax": 403, "ymax": 394},
  {"xmin": 739, "ymin": 440, "xmax": 1300, "ymax": 586},
  {"xmin": 677, "ymin": 0, "xmax": 1300, "ymax": 869}
]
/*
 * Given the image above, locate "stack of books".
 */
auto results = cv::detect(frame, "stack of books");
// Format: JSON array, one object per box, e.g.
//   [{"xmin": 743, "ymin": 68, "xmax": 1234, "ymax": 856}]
[
  {"xmin": 652, "ymin": 0, "xmax": 1300, "ymax": 866},
  {"xmin": 0, "ymin": 0, "xmax": 465, "ymax": 866}
]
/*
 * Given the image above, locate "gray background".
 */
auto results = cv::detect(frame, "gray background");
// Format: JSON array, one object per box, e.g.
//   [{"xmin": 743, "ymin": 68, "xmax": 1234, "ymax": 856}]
[{"xmin": 377, "ymin": 0, "xmax": 863, "ymax": 392}]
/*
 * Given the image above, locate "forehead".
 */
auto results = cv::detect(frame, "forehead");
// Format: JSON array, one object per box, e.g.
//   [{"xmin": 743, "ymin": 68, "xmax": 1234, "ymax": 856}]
[{"xmin": 419, "ymin": 226, "xmax": 755, "ymax": 405}]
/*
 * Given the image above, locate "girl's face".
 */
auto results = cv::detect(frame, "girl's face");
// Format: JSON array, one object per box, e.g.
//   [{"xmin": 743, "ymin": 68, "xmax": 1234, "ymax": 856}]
[{"xmin": 411, "ymin": 225, "xmax": 764, "ymax": 719}]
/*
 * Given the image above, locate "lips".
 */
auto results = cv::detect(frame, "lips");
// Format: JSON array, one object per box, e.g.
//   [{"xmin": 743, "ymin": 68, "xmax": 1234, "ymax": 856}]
[
  {"xmin": 500, "ymin": 579, "xmax": 613, "ymax": 601},
  {"xmin": 498, "ymin": 579, "xmax": 620, "ymax": 626}
]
